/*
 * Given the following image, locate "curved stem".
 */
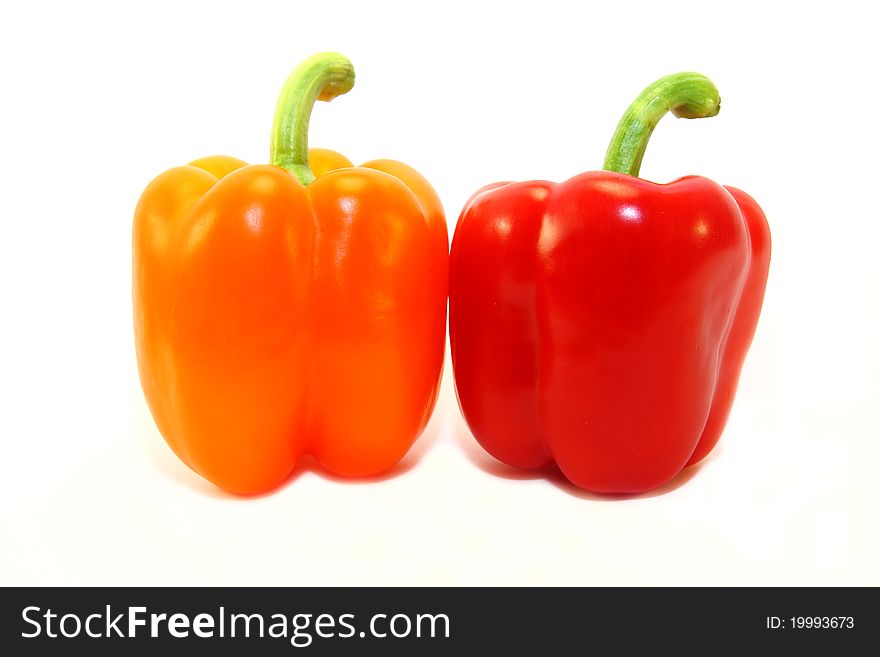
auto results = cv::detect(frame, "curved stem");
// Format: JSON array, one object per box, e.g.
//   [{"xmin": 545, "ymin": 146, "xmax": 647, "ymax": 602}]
[
  {"xmin": 603, "ymin": 73, "xmax": 720, "ymax": 177},
  {"xmin": 270, "ymin": 52, "xmax": 355, "ymax": 185}
]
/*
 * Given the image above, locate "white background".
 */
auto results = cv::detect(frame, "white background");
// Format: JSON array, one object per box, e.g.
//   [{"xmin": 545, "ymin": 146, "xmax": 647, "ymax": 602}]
[{"xmin": 1, "ymin": 0, "xmax": 877, "ymax": 585}]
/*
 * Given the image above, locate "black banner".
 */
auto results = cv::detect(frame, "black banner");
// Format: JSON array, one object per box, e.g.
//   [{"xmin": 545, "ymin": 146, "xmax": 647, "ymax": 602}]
[{"xmin": 1, "ymin": 587, "xmax": 874, "ymax": 654}]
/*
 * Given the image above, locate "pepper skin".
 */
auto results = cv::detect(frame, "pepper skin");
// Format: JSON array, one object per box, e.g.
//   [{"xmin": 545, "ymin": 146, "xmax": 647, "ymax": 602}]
[
  {"xmin": 449, "ymin": 73, "xmax": 770, "ymax": 494},
  {"xmin": 134, "ymin": 54, "xmax": 447, "ymax": 495}
]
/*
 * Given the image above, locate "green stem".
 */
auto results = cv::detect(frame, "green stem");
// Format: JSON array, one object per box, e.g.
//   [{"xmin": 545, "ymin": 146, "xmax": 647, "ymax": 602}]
[
  {"xmin": 270, "ymin": 52, "xmax": 355, "ymax": 185},
  {"xmin": 602, "ymin": 73, "xmax": 720, "ymax": 177}
]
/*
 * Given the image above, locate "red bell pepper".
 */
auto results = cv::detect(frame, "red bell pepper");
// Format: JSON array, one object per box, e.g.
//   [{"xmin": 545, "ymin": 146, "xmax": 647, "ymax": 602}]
[{"xmin": 449, "ymin": 73, "xmax": 770, "ymax": 494}]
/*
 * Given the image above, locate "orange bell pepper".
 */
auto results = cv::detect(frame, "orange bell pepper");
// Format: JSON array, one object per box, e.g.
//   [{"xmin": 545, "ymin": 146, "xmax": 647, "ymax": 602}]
[{"xmin": 133, "ymin": 53, "xmax": 448, "ymax": 495}]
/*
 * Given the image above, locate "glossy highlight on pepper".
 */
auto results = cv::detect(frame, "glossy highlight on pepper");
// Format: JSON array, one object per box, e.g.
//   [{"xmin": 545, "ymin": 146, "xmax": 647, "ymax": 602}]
[
  {"xmin": 133, "ymin": 53, "xmax": 448, "ymax": 495},
  {"xmin": 449, "ymin": 73, "xmax": 770, "ymax": 494}
]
